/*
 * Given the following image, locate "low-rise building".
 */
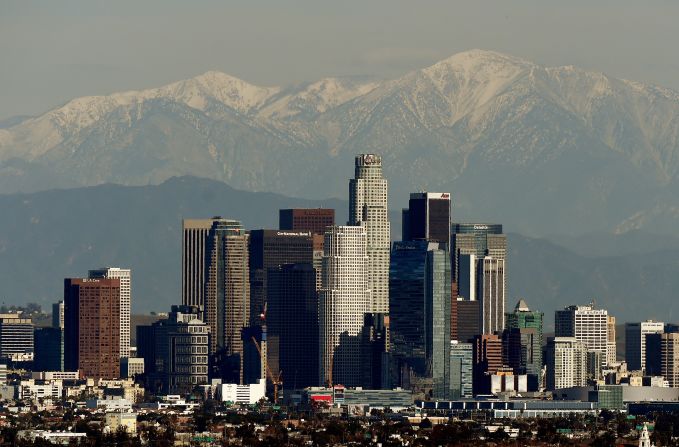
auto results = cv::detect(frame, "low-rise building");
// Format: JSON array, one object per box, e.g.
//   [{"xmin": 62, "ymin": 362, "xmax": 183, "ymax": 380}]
[
  {"xmin": 218, "ymin": 379, "xmax": 266, "ymax": 404},
  {"xmin": 17, "ymin": 430, "xmax": 87, "ymax": 445},
  {"xmin": 105, "ymin": 412, "xmax": 137, "ymax": 434}
]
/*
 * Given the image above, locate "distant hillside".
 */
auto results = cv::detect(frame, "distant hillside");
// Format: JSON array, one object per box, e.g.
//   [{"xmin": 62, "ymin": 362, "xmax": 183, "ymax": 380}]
[{"xmin": 0, "ymin": 177, "xmax": 678, "ymax": 326}]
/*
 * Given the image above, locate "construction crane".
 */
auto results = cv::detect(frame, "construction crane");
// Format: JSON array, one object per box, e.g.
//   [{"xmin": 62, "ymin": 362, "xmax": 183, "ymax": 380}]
[{"xmin": 251, "ymin": 335, "xmax": 283, "ymax": 404}]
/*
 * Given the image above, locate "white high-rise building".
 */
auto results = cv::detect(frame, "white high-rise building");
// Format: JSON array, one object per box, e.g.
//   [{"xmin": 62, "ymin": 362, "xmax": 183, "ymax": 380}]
[
  {"xmin": 349, "ymin": 154, "xmax": 390, "ymax": 314},
  {"xmin": 625, "ymin": 320, "xmax": 665, "ymax": 372},
  {"xmin": 319, "ymin": 226, "xmax": 371, "ymax": 387},
  {"xmin": 555, "ymin": 303, "xmax": 611, "ymax": 371},
  {"xmin": 89, "ymin": 267, "xmax": 131, "ymax": 358},
  {"xmin": 546, "ymin": 337, "xmax": 587, "ymax": 390}
]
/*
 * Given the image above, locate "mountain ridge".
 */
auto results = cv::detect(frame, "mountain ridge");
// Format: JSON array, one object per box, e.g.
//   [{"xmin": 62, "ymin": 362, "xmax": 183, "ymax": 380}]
[{"xmin": 2, "ymin": 49, "xmax": 679, "ymax": 236}]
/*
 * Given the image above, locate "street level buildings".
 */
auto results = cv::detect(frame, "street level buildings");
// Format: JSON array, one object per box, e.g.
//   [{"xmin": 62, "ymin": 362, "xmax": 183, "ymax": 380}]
[{"xmin": 349, "ymin": 154, "xmax": 390, "ymax": 314}]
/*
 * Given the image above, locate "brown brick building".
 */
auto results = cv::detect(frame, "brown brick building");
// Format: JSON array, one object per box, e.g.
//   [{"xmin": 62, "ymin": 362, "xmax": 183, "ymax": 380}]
[
  {"xmin": 279, "ymin": 208, "xmax": 335, "ymax": 235},
  {"xmin": 64, "ymin": 278, "xmax": 121, "ymax": 379}
]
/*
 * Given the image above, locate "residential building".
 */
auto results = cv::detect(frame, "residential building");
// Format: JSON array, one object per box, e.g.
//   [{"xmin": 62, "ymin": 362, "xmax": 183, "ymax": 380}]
[
  {"xmin": 625, "ymin": 321, "xmax": 664, "ymax": 371},
  {"xmin": 89, "ymin": 267, "xmax": 131, "ymax": 358},
  {"xmin": 319, "ymin": 226, "xmax": 371, "ymax": 387},
  {"xmin": 546, "ymin": 337, "xmax": 587, "ymax": 390},
  {"xmin": 64, "ymin": 278, "xmax": 121, "ymax": 379},
  {"xmin": 349, "ymin": 154, "xmax": 390, "ymax": 314},
  {"xmin": 279, "ymin": 208, "xmax": 335, "ymax": 235}
]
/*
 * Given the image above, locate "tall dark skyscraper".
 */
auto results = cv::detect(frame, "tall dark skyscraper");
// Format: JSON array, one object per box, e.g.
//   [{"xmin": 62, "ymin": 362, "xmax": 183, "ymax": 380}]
[
  {"xmin": 279, "ymin": 208, "xmax": 335, "ymax": 235},
  {"xmin": 402, "ymin": 192, "xmax": 451, "ymax": 244},
  {"xmin": 267, "ymin": 263, "xmax": 319, "ymax": 389},
  {"xmin": 34, "ymin": 327, "xmax": 63, "ymax": 372},
  {"xmin": 64, "ymin": 278, "xmax": 121, "ymax": 379},
  {"xmin": 388, "ymin": 240, "xmax": 451, "ymax": 398},
  {"xmin": 248, "ymin": 229, "xmax": 316, "ymax": 326}
]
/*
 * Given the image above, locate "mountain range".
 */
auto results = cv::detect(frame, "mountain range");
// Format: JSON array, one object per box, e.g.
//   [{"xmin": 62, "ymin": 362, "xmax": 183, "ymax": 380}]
[
  {"xmin": 2, "ymin": 50, "xmax": 679, "ymax": 236},
  {"xmin": 1, "ymin": 176, "xmax": 678, "ymax": 328}
]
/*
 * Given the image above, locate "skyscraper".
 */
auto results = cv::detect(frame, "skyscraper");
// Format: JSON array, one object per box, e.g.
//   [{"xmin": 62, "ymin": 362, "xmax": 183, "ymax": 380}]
[
  {"xmin": 267, "ymin": 263, "xmax": 319, "ymax": 389},
  {"xmin": 450, "ymin": 223, "xmax": 506, "ymax": 288},
  {"xmin": 625, "ymin": 320, "xmax": 664, "ymax": 371},
  {"xmin": 555, "ymin": 303, "xmax": 612, "ymax": 372},
  {"xmin": 33, "ymin": 327, "xmax": 63, "ymax": 372},
  {"xmin": 204, "ymin": 219, "xmax": 250, "ymax": 376},
  {"xmin": 182, "ymin": 218, "xmax": 220, "ymax": 308},
  {"xmin": 89, "ymin": 267, "xmax": 131, "ymax": 358},
  {"xmin": 279, "ymin": 208, "xmax": 335, "ymax": 235},
  {"xmin": 402, "ymin": 192, "xmax": 451, "ymax": 244},
  {"xmin": 319, "ymin": 226, "xmax": 371, "ymax": 387},
  {"xmin": 248, "ymin": 229, "xmax": 316, "ymax": 326},
  {"xmin": 64, "ymin": 278, "xmax": 121, "ymax": 379},
  {"xmin": 504, "ymin": 299, "xmax": 543, "ymax": 390},
  {"xmin": 389, "ymin": 240, "xmax": 452, "ymax": 396},
  {"xmin": 472, "ymin": 334, "xmax": 503, "ymax": 395},
  {"xmin": 349, "ymin": 154, "xmax": 390, "ymax": 314},
  {"xmin": 661, "ymin": 333, "xmax": 679, "ymax": 388},
  {"xmin": 457, "ymin": 254, "xmax": 506, "ymax": 334},
  {"xmin": 546, "ymin": 337, "xmax": 587, "ymax": 390}
]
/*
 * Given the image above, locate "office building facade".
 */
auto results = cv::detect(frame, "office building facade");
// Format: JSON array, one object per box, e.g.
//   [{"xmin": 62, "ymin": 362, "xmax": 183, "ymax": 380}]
[
  {"xmin": 0, "ymin": 314, "xmax": 34, "ymax": 361},
  {"xmin": 52, "ymin": 301, "xmax": 64, "ymax": 329},
  {"xmin": 319, "ymin": 226, "xmax": 371, "ymax": 387},
  {"xmin": 64, "ymin": 278, "xmax": 121, "ymax": 379},
  {"xmin": 451, "ymin": 299, "xmax": 481, "ymax": 343},
  {"xmin": 249, "ymin": 229, "xmax": 316, "ymax": 326},
  {"xmin": 34, "ymin": 327, "xmax": 63, "ymax": 372},
  {"xmin": 450, "ymin": 223, "xmax": 506, "ymax": 288},
  {"xmin": 88, "ymin": 267, "xmax": 131, "ymax": 358},
  {"xmin": 204, "ymin": 218, "xmax": 250, "ymax": 366},
  {"xmin": 626, "ymin": 321, "xmax": 665, "ymax": 371},
  {"xmin": 504, "ymin": 299, "xmax": 543, "ymax": 389},
  {"xmin": 472, "ymin": 334, "xmax": 503, "ymax": 395},
  {"xmin": 402, "ymin": 192, "xmax": 451, "ymax": 244},
  {"xmin": 279, "ymin": 208, "xmax": 335, "ymax": 235},
  {"xmin": 661, "ymin": 333, "xmax": 679, "ymax": 388},
  {"xmin": 349, "ymin": 154, "xmax": 390, "ymax": 314},
  {"xmin": 450, "ymin": 341, "xmax": 473, "ymax": 399},
  {"xmin": 555, "ymin": 303, "xmax": 611, "ymax": 371},
  {"xmin": 182, "ymin": 218, "xmax": 217, "ymax": 308},
  {"xmin": 267, "ymin": 263, "xmax": 319, "ymax": 389}
]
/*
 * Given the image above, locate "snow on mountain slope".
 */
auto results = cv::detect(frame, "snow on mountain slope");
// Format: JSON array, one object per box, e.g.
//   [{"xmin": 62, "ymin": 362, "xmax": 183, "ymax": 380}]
[{"xmin": 2, "ymin": 49, "xmax": 679, "ymax": 236}]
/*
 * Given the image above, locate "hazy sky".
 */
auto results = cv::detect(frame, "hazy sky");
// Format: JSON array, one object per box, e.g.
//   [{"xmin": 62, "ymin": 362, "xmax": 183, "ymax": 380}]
[{"xmin": 1, "ymin": 0, "xmax": 678, "ymax": 120}]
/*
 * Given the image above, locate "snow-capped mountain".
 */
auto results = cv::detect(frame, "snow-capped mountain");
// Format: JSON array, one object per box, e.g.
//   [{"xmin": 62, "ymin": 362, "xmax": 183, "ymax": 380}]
[{"xmin": 2, "ymin": 49, "xmax": 679, "ymax": 236}]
